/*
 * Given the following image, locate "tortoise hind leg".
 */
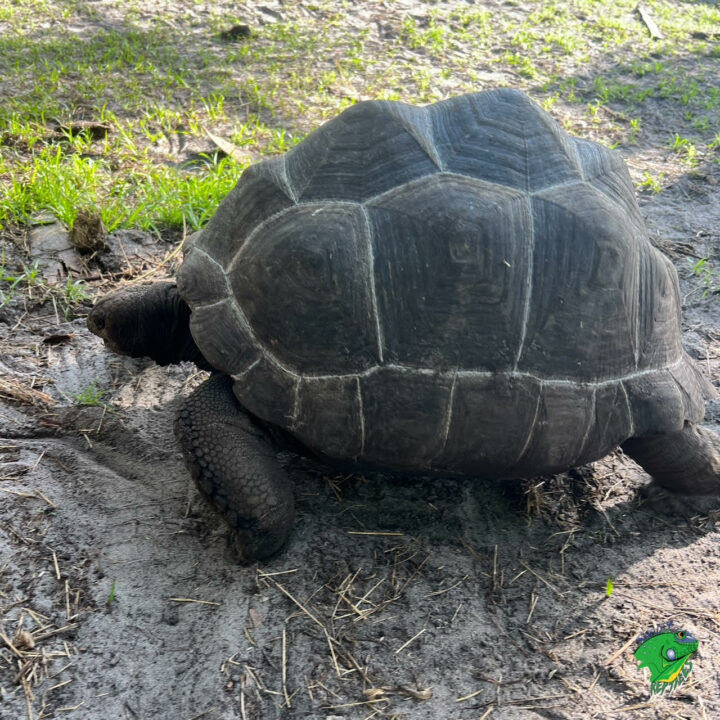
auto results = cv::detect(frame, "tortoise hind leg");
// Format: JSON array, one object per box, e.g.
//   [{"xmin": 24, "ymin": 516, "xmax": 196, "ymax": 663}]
[
  {"xmin": 621, "ymin": 422, "xmax": 720, "ymax": 494},
  {"xmin": 174, "ymin": 374, "xmax": 295, "ymax": 562}
]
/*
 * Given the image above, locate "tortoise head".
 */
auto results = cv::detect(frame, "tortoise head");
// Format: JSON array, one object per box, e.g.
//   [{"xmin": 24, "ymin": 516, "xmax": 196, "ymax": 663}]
[{"xmin": 88, "ymin": 282, "xmax": 203, "ymax": 366}]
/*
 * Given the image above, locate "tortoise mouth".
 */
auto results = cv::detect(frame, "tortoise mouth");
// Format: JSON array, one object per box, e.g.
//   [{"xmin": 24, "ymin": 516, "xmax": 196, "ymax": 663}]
[{"xmin": 101, "ymin": 337, "xmax": 130, "ymax": 356}]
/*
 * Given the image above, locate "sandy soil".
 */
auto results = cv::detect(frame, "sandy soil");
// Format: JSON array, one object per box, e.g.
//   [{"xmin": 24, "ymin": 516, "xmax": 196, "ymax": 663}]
[{"xmin": 2, "ymin": 4, "xmax": 720, "ymax": 720}]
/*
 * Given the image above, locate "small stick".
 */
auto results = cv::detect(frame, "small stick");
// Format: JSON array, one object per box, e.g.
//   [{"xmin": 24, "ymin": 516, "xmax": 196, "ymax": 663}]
[
  {"xmin": 425, "ymin": 575, "xmax": 467, "ymax": 598},
  {"xmin": 33, "ymin": 623, "xmax": 78, "ymax": 641},
  {"xmin": 252, "ymin": 568, "xmax": 297, "ymax": 577},
  {"xmin": 57, "ymin": 702, "xmax": 85, "ymax": 712},
  {"xmin": 346, "ymin": 531, "xmax": 404, "ymax": 536},
  {"xmin": 0, "ymin": 631, "xmax": 23, "ymax": 656},
  {"xmin": 31, "ymin": 450, "xmax": 46, "ymax": 470},
  {"xmin": 456, "ymin": 689, "xmax": 483, "ymax": 702},
  {"xmin": 46, "ymin": 679, "xmax": 72, "ymax": 692},
  {"xmin": 282, "ymin": 627, "xmax": 291, "ymax": 708},
  {"xmin": 65, "ymin": 580, "xmax": 71, "ymax": 620},
  {"xmin": 526, "ymin": 592, "xmax": 539, "ymax": 625},
  {"xmin": 0, "ymin": 488, "xmax": 35, "ymax": 498},
  {"xmin": 587, "ymin": 670, "xmax": 601, "ymax": 693},
  {"xmin": 258, "ymin": 571, "xmax": 341, "ymax": 677},
  {"xmin": 492, "ymin": 545, "xmax": 498, "ymax": 591},
  {"xmin": 636, "ymin": 4, "xmax": 663, "ymax": 39},
  {"xmin": 451, "ymin": 602, "xmax": 463, "ymax": 624},
  {"xmin": 394, "ymin": 628, "xmax": 425, "ymax": 655},
  {"xmin": 604, "ymin": 633, "xmax": 638, "ymax": 666},
  {"xmin": 23, "ymin": 677, "xmax": 34, "ymax": 720},
  {"xmin": 169, "ymin": 597, "xmax": 221, "ymax": 606},
  {"xmin": 562, "ymin": 628, "xmax": 588, "ymax": 641},
  {"xmin": 34, "ymin": 489, "xmax": 55, "ymax": 508},
  {"xmin": 519, "ymin": 561, "xmax": 564, "ymax": 598},
  {"xmin": 240, "ymin": 674, "xmax": 247, "ymax": 720},
  {"xmin": 52, "ymin": 551, "xmax": 61, "ymax": 580}
]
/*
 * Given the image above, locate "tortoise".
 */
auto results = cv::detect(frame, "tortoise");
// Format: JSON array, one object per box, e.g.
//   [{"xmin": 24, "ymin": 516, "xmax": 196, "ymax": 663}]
[{"xmin": 87, "ymin": 88, "xmax": 720, "ymax": 562}]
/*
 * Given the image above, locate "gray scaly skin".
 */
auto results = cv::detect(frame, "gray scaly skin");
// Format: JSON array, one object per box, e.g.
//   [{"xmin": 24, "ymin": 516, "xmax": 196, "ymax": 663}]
[
  {"xmin": 622, "ymin": 424, "xmax": 720, "ymax": 495},
  {"xmin": 174, "ymin": 374, "xmax": 294, "ymax": 562},
  {"xmin": 87, "ymin": 282, "xmax": 209, "ymax": 369}
]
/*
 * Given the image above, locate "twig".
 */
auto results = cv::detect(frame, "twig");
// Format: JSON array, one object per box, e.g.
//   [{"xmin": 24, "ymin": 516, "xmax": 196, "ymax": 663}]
[
  {"xmin": 258, "ymin": 570, "xmax": 342, "ymax": 677},
  {"xmin": 394, "ymin": 628, "xmax": 425, "ymax": 655},
  {"xmin": 281, "ymin": 627, "xmax": 291, "ymax": 708},
  {"xmin": 636, "ymin": 4, "xmax": 663, "ymax": 39},
  {"xmin": 604, "ymin": 633, "xmax": 638, "ymax": 666}
]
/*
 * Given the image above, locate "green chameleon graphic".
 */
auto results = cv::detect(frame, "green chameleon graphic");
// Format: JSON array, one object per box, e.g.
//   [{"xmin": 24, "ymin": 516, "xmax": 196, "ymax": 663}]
[{"xmin": 634, "ymin": 622, "xmax": 698, "ymax": 695}]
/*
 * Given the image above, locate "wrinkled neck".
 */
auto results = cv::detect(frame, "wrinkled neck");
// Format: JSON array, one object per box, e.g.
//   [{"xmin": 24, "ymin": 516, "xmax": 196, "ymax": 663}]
[{"xmin": 138, "ymin": 284, "xmax": 210, "ymax": 369}]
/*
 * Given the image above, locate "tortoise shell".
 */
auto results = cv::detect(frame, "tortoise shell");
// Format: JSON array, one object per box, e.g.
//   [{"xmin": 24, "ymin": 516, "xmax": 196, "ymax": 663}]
[{"xmin": 177, "ymin": 88, "xmax": 712, "ymax": 475}]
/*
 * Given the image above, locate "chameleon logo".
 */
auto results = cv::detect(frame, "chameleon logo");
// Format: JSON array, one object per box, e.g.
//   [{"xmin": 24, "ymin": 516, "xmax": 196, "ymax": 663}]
[{"xmin": 634, "ymin": 621, "xmax": 698, "ymax": 695}]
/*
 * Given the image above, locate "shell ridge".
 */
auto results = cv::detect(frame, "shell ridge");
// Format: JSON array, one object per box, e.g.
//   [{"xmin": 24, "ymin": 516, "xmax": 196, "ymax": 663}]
[
  {"xmin": 223, "ymin": 297, "xmax": 295, "ymax": 378},
  {"xmin": 226, "ymin": 204, "xmax": 297, "ymax": 273},
  {"xmin": 287, "ymin": 357, "xmax": 686, "ymax": 386},
  {"xmin": 356, "ymin": 376, "xmax": 366, "ymax": 456},
  {"xmin": 515, "ymin": 383, "xmax": 543, "ymax": 465},
  {"xmin": 360, "ymin": 205, "xmax": 385, "ymax": 362},
  {"xmin": 280, "ymin": 152, "xmax": 298, "ymax": 203},
  {"xmin": 291, "ymin": 376, "xmax": 302, "ymax": 428},
  {"xmin": 579, "ymin": 387, "xmax": 599, "ymax": 458},
  {"xmin": 187, "ymin": 244, "xmax": 226, "ymax": 274},
  {"xmin": 226, "ymin": 200, "xmax": 367, "ymax": 276},
  {"xmin": 513, "ymin": 125, "xmax": 534, "ymax": 369},
  {"xmin": 253, "ymin": 154, "xmax": 299, "ymax": 204},
  {"xmin": 435, "ymin": 369, "xmax": 458, "ymax": 461},
  {"xmin": 397, "ymin": 102, "xmax": 444, "ymax": 170},
  {"xmin": 620, "ymin": 381, "xmax": 635, "ymax": 437}
]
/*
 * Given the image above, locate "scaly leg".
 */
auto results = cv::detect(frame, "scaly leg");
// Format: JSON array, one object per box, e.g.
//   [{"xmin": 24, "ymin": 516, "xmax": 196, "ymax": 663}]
[
  {"xmin": 174, "ymin": 375, "xmax": 295, "ymax": 562},
  {"xmin": 622, "ymin": 422, "xmax": 720, "ymax": 494}
]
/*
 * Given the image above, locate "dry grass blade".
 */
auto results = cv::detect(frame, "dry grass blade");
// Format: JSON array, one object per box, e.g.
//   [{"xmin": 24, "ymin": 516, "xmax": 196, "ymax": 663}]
[
  {"xmin": 281, "ymin": 627, "xmax": 290, "ymax": 708},
  {"xmin": 257, "ymin": 570, "xmax": 342, "ymax": 677},
  {"xmin": 131, "ymin": 238, "xmax": 185, "ymax": 283},
  {"xmin": 394, "ymin": 628, "xmax": 425, "ymax": 655},
  {"xmin": 0, "ymin": 376, "xmax": 54, "ymax": 408},
  {"xmin": 364, "ymin": 686, "xmax": 432, "ymax": 701},
  {"xmin": 519, "ymin": 561, "xmax": 564, "ymax": 598},
  {"xmin": 603, "ymin": 633, "xmax": 639, "ymax": 666}
]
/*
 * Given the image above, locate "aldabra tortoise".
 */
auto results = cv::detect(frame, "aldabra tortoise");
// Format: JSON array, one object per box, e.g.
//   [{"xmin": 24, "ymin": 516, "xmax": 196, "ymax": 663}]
[{"xmin": 88, "ymin": 88, "xmax": 720, "ymax": 562}]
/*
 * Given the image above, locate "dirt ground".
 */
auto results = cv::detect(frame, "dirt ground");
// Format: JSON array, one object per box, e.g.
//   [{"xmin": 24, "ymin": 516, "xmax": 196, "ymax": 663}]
[{"xmin": 2, "ymin": 3, "xmax": 720, "ymax": 720}]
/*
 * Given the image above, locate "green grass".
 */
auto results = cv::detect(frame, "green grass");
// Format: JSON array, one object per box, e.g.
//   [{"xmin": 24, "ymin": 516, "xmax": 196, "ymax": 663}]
[
  {"xmin": 1, "ymin": 0, "xmax": 719, "ymax": 234},
  {"xmin": 0, "ymin": 254, "xmax": 41, "ymax": 307},
  {"xmin": 72, "ymin": 382, "xmax": 107, "ymax": 407},
  {"xmin": 0, "ymin": 251, "xmax": 93, "ymax": 317},
  {"xmin": 693, "ymin": 258, "xmax": 719, "ymax": 298},
  {"xmin": 638, "ymin": 171, "xmax": 665, "ymax": 193}
]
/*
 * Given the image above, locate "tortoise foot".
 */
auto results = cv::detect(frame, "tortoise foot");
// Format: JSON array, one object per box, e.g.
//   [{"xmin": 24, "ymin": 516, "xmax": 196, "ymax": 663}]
[
  {"xmin": 174, "ymin": 374, "xmax": 295, "ymax": 562},
  {"xmin": 638, "ymin": 482, "xmax": 718, "ymax": 520},
  {"xmin": 622, "ymin": 423, "xmax": 720, "ymax": 495}
]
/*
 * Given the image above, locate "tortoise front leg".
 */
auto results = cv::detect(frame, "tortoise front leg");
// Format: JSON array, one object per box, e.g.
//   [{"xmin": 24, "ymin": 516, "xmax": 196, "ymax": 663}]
[
  {"xmin": 622, "ymin": 422, "xmax": 720, "ymax": 494},
  {"xmin": 174, "ymin": 375, "xmax": 295, "ymax": 562}
]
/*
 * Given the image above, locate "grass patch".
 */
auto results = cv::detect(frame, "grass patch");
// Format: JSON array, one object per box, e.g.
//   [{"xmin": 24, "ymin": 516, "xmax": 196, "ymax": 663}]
[
  {"xmin": 0, "ymin": 0, "xmax": 719, "ymax": 234},
  {"xmin": 0, "ymin": 255, "xmax": 41, "ymax": 307},
  {"xmin": 72, "ymin": 382, "xmax": 107, "ymax": 407}
]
